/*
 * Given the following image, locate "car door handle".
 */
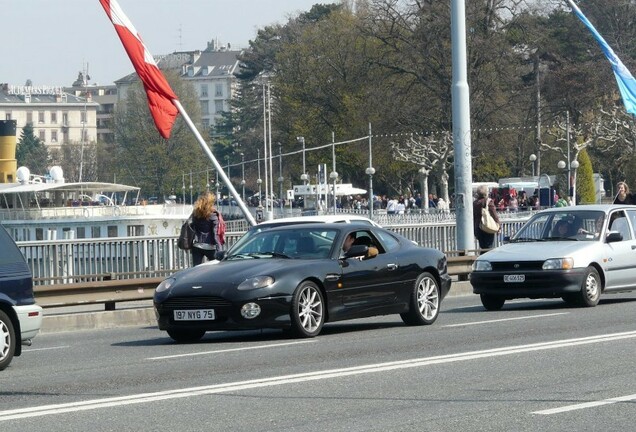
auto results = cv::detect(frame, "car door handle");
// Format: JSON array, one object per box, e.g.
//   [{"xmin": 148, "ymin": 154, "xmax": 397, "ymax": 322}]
[{"xmin": 387, "ymin": 263, "xmax": 398, "ymax": 271}]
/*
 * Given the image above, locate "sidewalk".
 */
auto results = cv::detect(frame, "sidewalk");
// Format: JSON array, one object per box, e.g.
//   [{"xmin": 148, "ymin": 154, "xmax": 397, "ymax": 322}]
[{"xmin": 40, "ymin": 281, "xmax": 474, "ymax": 334}]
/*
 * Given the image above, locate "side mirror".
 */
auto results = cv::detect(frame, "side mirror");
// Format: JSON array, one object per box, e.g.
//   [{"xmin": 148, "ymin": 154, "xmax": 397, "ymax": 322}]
[
  {"xmin": 502, "ymin": 235, "xmax": 511, "ymax": 244},
  {"xmin": 215, "ymin": 250, "xmax": 227, "ymax": 260},
  {"xmin": 606, "ymin": 231, "xmax": 623, "ymax": 243},
  {"xmin": 344, "ymin": 245, "xmax": 368, "ymax": 259}
]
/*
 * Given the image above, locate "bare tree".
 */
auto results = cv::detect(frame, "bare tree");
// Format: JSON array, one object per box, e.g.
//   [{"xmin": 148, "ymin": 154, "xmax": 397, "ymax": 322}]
[{"xmin": 392, "ymin": 131, "xmax": 453, "ymax": 208}]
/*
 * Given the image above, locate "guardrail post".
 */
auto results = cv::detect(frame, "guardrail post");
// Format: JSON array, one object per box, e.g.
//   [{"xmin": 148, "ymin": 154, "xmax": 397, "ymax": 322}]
[
  {"xmin": 105, "ymin": 301, "xmax": 116, "ymax": 311},
  {"xmin": 458, "ymin": 249, "xmax": 468, "ymax": 281}
]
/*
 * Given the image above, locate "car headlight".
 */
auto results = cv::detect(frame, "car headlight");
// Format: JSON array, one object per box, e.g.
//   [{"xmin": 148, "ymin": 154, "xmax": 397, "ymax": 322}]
[
  {"xmin": 156, "ymin": 277, "xmax": 176, "ymax": 293},
  {"xmin": 473, "ymin": 260, "xmax": 492, "ymax": 271},
  {"xmin": 237, "ymin": 276, "xmax": 275, "ymax": 291},
  {"xmin": 542, "ymin": 258, "xmax": 574, "ymax": 270}
]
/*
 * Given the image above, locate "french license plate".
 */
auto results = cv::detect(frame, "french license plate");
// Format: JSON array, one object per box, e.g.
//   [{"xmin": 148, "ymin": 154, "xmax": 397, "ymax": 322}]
[
  {"xmin": 173, "ymin": 309, "xmax": 215, "ymax": 321},
  {"xmin": 503, "ymin": 274, "xmax": 525, "ymax": 283}
]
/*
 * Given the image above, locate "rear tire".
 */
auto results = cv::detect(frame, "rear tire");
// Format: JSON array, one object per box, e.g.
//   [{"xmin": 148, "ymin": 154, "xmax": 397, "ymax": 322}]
[
  {"xmin": 0, "ymin": 310, "xmax": 16, "ymax": 371},
  {"xmin": 167, "ymin": 329, "xmax": 206, "ymax": 343},
  {"xmin": 401, "ymin": 272, "xmax": 440, "ymax": 325},
  {"xmin": 578, "ymin": 266, "xmax": 601, "ymax": 307},
  {"xmin": 480, "ymin": 294, "xmax": 505, "ymax": 311}
]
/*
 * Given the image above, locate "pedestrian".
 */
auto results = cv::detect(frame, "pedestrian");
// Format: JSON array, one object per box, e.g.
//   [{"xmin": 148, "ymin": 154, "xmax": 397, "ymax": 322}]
[
  {"xmin": 613, "ymin": 181, "xmax": 633, "ymax": 204},
  {"xmin": 190, "ymin": 191, "xmax": 221, "ymax": 266},
  {"xmin": 473, "ymin": 185, "xmax": 500, "ymax": 251}
]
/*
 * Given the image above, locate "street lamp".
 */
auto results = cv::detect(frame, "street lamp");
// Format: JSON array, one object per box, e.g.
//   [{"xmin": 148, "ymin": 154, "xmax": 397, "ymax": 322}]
[
  {"xmin": 329, "ymin": 171, "xmax": 338, "ymax": 214},
  {"xmin": 297, "ymin": 136, "xmax": 308, "ymax": 185},
  {"xmin": 257, "ymin": 148, "xmax": 263, "ymax": 207},
  {"xmin": 240, "ymin": 152, "xmax": 245, "ymax": 203},
  {"xmin": 529, "ymin": 154, "xmax": 537, "ymax": 177},
  {"xmin": 278, "ymin": 143, "xmax": 284, "ymax": 211}
]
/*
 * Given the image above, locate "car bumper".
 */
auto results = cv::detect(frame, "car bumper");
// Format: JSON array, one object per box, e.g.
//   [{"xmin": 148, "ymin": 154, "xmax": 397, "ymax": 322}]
[
  {"xmin": 440, "ymin": 273, "xmax": 452, "ymax": 299},
  {"xmin": 155, "ymin": 294, "xmax": 294, "ymax": 332},
  {"xmin": 470, "ymin": 268, "xmax": 588, "ymax": 298},
  {"xmin": 14, "ymin": 304, "xmax": 43, "ymax": 340}
]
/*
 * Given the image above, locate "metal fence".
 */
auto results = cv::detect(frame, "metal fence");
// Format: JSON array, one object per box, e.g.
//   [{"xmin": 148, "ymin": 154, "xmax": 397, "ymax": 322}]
[{"xmin": 18, "ymin": 214, "xmax": 532, "ymax": 286}]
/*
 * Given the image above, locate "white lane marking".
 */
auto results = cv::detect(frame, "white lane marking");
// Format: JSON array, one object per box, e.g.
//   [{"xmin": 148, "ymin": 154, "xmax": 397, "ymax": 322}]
[
  {"xmin": 24, "ymin": 346, "xmax": 69, "ymax": 352},
  {"xmin": 147, "ymin": 340, "xmax": 316, "ymax": 360},
  {"xmin": 2, "ymin": 330, "xmax": 636, "ymax": 421},
  {"xmin": 442, "ymin": 313, "xmax": 569, "ymax": 327},
  {"xmin": 533, "ymin": 393, "xmax": 636, "ymax": 415}
]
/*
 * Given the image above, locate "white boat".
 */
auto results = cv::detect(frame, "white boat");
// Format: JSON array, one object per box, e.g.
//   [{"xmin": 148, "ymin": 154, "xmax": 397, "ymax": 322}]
[{"xmin": 0, "ymin": 166, "xmax": 194, "ymax": 242}]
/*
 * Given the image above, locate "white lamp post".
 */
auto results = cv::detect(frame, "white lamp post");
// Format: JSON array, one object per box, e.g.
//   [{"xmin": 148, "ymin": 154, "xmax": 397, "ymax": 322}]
[
  {"xmin": 297, "ymin": 136, "xmax": 307, "ymax": 185},
  {"xmin": 570, "ymin": 160, "xmax": 580, "ymax": 204},
  {"xmin": 529, "ymin": 153, "xmax": 537, "ymax": 177}
]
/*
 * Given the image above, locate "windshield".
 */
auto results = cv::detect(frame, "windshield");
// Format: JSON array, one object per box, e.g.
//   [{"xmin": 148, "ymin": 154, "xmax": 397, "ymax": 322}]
[
  {"xmin": 512, "ymin": 210, "xmax": 605, "ymax": 242},
  {"xmin": 226, "ymin": 227, "xmax": 338, "ymax": 260}
]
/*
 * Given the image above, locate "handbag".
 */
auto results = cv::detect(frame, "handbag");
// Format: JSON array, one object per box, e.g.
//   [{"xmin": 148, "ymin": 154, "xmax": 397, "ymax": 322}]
[
  {"xmin": 177, "ymin": 218, "xmax": 195, "ymax": 250},
  {"xmin": 479, "ymin": 198, "xmax": 500, "ymax": 234}
]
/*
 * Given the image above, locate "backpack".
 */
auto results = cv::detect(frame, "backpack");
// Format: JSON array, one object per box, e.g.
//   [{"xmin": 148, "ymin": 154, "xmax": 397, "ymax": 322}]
[{"xmin": 215, "ymin": 211, "xmax": 226, "ymax": 245}]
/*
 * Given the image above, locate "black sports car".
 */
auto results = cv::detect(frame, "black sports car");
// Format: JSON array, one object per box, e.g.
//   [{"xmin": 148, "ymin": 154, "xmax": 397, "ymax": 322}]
[{"xmin": 154, "ymin": 222, "xmax": 452, "ymax": 342}]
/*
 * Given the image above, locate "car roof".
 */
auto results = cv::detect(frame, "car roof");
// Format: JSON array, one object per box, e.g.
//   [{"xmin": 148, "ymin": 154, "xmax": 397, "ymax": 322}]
[
  {"xmin": 255, "ymin": 215, "xmax": 380, "ymax": 227},
  {"xmin": 537, "ymin": 204, "xmax": 632, "ymax": 214},
  {"xmin": 255, "ymin": 221, "xmax": 379, "ymax": 232}
]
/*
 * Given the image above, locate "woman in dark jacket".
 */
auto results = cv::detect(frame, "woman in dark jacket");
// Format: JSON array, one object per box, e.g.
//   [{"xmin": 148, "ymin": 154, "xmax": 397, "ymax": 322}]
[
  {"xmin": 190, "ymin": 192, "xmax": 221, "ymax": 266},
  {"xmin": 473, "ymin": 185, "xmax": 501, "ymax": 251}
]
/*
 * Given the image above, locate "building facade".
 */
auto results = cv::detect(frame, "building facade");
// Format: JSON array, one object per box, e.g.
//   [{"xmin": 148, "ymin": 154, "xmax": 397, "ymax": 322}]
[{"xmin": 0, "ymin": 83, "xmax": 98, "ymax": 149}]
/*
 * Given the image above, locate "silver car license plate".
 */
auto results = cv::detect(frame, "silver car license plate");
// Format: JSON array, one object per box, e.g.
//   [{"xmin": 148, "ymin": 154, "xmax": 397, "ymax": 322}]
[
  {"xmin": 173, "ymin": 309, "xmax": 215, "ymax": 321},
  {"xmin": 503, "ymin": 275, "xmax": 525, "ymax": 283}
]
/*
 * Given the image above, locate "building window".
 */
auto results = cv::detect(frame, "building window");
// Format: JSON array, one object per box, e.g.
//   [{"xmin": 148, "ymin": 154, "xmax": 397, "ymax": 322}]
[
  {"xmin": 51, "ymin": 112, "xmax": 57, "ymax": 123},
  {"xmin": 62, "ymin": 113, "xmax": 69, "ymax": 126},
  {"xmin": 214, "ymin": 100, "xmax": 224, "ymax": 113},
  {"xmin": 39, "ymin": 130, "xmax": 46, "ymax": 141},
  {"xmin": 81, "ymin": 111, "xmax": 87, "ymax": 124},
  {"xmin": 36, "ymin": 228, "xmax": 44, "ymax": 241},
  {"xmin": 26, "ymin": 112, "xmax": 33, "ymax": 124},
  {"xmin": 91, "ymin": 226, "xmax": 101, "ymax": 238},
  {"xmin": 107, "ymin": 226, "xmax": 118, "ymax": 237},
  {"xmin": 38, "ymin": 111, "xmax": 45, "ymax": 123},
  {"xmin": 127, "ymin": 225, "xmax": 144, "ymax": 236},
  {"xmin": 215, "ymin": 84, "xmax": 223, "ymax": 97},
  {"xmin": 201, "ymin": 84, "xmax": 208, "ymax": 97},
  {"xmin": 200, "ymin": 101, "xmax": 209, "ymax": 115},
  {"xmin": 76, "ymin": 227, "xmax": 86, "ymax": 239},
  {"xmin": 51, "ymin": 130, "xmax": 58, "ymax": 142}
]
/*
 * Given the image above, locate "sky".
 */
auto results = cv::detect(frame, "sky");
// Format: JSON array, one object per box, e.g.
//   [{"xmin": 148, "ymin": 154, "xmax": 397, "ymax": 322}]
[{"xmin": 2, "ymin": 0, "xmax": 324, "ymax": 87}]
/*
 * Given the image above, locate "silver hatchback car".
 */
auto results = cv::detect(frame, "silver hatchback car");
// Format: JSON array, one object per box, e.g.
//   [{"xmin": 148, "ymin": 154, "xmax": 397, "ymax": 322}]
[{"xmin": 470, "ymin": 204, "xmax": 636, "ymax": 310}]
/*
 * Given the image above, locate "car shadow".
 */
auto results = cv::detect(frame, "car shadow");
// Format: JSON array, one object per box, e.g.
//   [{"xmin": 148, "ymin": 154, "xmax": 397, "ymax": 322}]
[{"xmin": 444, "ymin": 295, "xmax": 636, "ymax": 314}]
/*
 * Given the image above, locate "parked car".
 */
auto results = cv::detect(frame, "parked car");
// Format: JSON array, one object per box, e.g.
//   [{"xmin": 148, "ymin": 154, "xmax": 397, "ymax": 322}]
[
  {"xmin": 0, "ymin": 225, "xmax": 43, "ymax": 370},
  {"xmin": 154, "ymin": 223, "xmax": 451, "ymax": 342},
  {"xmin": 470, "ymin": 204, "xmax": 636, "ymax": 310}
]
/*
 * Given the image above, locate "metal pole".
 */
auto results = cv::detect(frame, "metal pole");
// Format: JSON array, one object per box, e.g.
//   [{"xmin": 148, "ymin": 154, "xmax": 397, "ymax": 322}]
[
  {"xmin": 566, "ymin": 111, "xmax": 571, "ymax": 198},
  {"xmin": 366, "ymin": 123, "xmax": 375, "ymax": 220},
  {"xmin": 451, "ymin": 0, "xmax": 474, "ymax": 251},
  {"xmin": 241, "ymin": 152, "xmax": 245, "ymax": 203},
  {"xmin": 278, "ymin": 143, "xmax": 283, "ymax": 211},
  {"xmin": 332, "ymin": 131, "xmax": 337, "ymax": 215}
]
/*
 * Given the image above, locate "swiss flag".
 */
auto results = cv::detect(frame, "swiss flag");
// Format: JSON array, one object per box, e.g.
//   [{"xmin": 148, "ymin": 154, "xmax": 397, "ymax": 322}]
[{"xmin": 99, "ymin": 0, "xmax": 178, "ymax": 139}]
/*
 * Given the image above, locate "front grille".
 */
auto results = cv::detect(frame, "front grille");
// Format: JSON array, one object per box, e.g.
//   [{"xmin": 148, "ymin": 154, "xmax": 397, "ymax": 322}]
[
  {"xmin": 160, "ymin": 296, "xmax": 233, "ymax": 310},
  {"xmin": 491, "ymin": 261, "xmax": 544, "ymax": 271}
]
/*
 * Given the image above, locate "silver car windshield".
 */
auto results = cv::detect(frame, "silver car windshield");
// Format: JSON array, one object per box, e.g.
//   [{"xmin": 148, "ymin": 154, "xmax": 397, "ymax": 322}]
[
  {"xmin": 512, "ymin": 211, "xmax": 605, "ymax": 242},
  {"xmin": 226, "ymin": 228, "xmax": 338, "ymax": 259}
]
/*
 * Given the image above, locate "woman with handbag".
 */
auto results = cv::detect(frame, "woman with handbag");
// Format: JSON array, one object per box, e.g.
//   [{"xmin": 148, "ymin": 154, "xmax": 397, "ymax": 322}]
[
  {"xmin": 190, "ymin": 192, "xmax": 221, "ymax": 266},
  {"xmin": 473, "ymin": 185, "xmax": 501, "ymax": 251}
]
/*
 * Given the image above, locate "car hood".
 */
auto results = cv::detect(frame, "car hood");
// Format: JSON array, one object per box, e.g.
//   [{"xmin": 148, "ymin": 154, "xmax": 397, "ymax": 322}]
[{"xmin": 479, "ymin": 241, "xmax": 599, "ymax": 262}]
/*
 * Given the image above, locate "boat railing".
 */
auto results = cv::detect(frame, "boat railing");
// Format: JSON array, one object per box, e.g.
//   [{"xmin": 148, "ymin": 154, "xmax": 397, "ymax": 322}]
[{"xmin": 0, "ymin": 203, "xmax": 194, "ymax": 220}]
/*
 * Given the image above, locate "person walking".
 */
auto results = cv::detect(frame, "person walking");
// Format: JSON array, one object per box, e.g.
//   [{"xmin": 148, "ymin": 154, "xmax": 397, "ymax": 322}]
[
  {"xmin": 190, "ymin": 192, "xmax": 221, "ymax": 266},
  {"xmin": 613, "ymin": 181, "xmax": 633, "ymax": 204},
  {"xmin": 473, "ymin": 185, "xmax": 500, "ymax": 251}
]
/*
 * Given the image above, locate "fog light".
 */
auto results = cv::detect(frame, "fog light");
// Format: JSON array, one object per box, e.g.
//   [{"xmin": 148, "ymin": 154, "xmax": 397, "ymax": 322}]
[{"xmin": 241, "ymin": 302, "xmax": 261, "ymax": 319}]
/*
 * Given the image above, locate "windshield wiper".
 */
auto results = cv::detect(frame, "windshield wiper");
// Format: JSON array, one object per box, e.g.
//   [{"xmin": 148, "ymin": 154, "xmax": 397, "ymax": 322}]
[
  {"xmin": 260, "ymin": 251, "xmax": 291, "ymax": 259},
  {"xmin": 226, "ymin": 253, "xmax": 261, "ymax": 260},
  {"xmin": 510, "ymin": 237, "xmax": 540, "ymax": 243},
  {"xmin": 543, "ymin": 236, "xmax": 579, "ymax": 241}
]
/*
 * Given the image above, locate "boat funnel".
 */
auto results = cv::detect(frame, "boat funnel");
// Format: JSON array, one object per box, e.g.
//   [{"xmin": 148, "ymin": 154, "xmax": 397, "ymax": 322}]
[{"xmin": 0, "ymin": 120, "xmax": 17, "ymax": 183}]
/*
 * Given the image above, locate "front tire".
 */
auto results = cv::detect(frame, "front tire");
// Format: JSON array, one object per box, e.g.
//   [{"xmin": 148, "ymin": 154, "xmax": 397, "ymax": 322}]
[
  {"xmin": 167, "ymin": 328, "xmax": 206, "ymax": 343},
  {"xmin": 0, "ymin": 310, "xmax": 16, "ymax": 371},
  {"xmin": 401, "ymin": 272, "xmax": 440, "ymax": 325},
  {"xmin": 291, "ymin": 281, "xmax": 325, "ymax": 337},
  {"xmin": 578, "ymin": 266, "xmax": 601, "ymax": 307},
  {"xmin": 480, "ymin": 294, "xmax": 505, "ymax": 311}
]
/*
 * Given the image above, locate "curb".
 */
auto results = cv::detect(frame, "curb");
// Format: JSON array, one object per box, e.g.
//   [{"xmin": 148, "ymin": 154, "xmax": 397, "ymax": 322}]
[{"xmin": 39, "ymin": 281, "xmax": 474, "ymax": 334}]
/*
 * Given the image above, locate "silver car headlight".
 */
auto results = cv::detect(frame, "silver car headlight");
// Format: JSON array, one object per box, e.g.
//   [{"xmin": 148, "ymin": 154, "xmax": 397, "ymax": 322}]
[
  {"xmin": 238, "ymin": 276, "xmax": 275, "ymax": 291},
  {"xmin": 542, "ymin": 258, "xmax": 574, "ymax": 270},
  {"xmin": 473, "ymin": 260, "xmax": 492, "ymax": 271},
  {"xmin": 156, "ymin": 277, "xmax": 176, "ymax": 293}
]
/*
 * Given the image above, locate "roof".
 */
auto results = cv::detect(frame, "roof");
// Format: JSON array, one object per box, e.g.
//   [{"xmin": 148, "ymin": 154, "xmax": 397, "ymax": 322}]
[{"xmin": 0, "ymin": 181, "xmax": 140, "ymax": 195}]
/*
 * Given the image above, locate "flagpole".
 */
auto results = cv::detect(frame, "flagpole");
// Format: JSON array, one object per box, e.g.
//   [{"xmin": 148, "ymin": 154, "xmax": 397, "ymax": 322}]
[{"xmin": 173, "ymin": 100, "xmax": 257, "ymax": 226}]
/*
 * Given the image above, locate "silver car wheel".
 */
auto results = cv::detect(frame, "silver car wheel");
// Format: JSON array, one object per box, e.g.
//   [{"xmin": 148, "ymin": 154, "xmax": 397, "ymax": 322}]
[
  {"xmin": 0, "ymin": 320, "xmax": 9, "ymax": 360},
  {"xmin": 417, "ymin": 275, "xmax": 440, "ymax": 321},
  {"xmin": 0, "ymin": 310, "xmax": 15, "ymax": 370},
  {"xmin": 291, "ymin": 282, "xmax": 325, "ymax": 337}
]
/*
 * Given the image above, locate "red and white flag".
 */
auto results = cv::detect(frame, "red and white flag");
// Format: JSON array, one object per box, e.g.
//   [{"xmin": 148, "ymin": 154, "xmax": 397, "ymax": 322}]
[{"xmin": 99, "ymin": 0, "xmax": 178, "ymax": 139}]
